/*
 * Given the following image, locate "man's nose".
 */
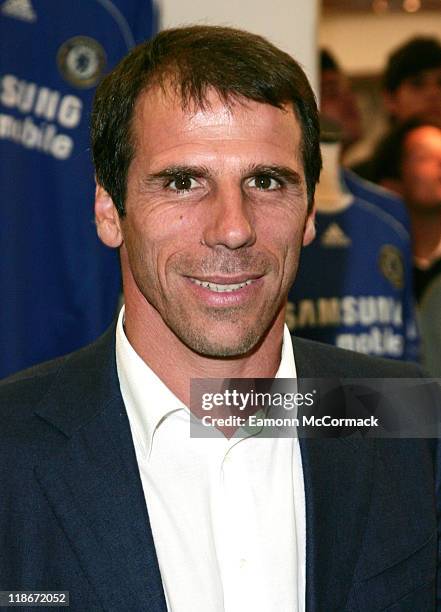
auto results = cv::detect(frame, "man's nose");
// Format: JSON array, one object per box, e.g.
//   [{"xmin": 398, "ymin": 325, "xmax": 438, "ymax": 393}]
[{"xmin": 202, "ymin": 185, "xmax": 256, "ymax": 250}]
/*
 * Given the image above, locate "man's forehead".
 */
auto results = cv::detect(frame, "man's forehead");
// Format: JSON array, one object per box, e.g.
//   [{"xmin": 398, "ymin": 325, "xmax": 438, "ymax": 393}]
[
  {"xmin": 405, "ymin": 126, "xmax": 441, "ymax": 147},
  {"xmin": 133, "ymin": 85, "xmax": 298, "ymax": 131},
  {"xmin": 129, "ymin": 85, "xmax": 303, "ymax": 170}
]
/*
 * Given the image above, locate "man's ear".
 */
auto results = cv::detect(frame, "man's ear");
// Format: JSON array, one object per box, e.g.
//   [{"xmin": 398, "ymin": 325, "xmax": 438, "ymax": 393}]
[
  {"xmin": 302, "ymin": 206, "xmax": 316, "ymax": 246},
  {"xmin": 95, "ymin": 184, "xmax": 123, "ymax": 248}
]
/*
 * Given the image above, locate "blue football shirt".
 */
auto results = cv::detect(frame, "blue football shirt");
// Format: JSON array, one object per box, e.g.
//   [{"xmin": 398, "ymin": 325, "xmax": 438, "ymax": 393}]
[
  {"xmin": 0, "ymin": 0, "xmax": 158, "ymax": 377},
  {"xmin": 288, "ymin": 196, "xmax": 419, "ymax": 361}
]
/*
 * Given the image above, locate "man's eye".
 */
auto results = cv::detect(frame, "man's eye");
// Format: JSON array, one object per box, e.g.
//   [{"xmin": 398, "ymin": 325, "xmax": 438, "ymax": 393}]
[
  {"xmin": 167, "ymin": 175, "xmax": 198, "ymax": 192},
  {"xmin": 248, "ymin": 175, "xmax": 281, "ymax": 190}
]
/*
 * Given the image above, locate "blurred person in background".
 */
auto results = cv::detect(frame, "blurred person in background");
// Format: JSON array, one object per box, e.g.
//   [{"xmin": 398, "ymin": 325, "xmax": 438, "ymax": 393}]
[
  {"xmin": 317, "ymin": 52, "xmax": 417, "ymax": 362},
  {"xmin": 383, "ymin": 37, "xmax": 441, "ymax": 124},
  {"xmin": 320, "ymin": 49, "xmax": 363, "ymax": 157},
  {"xmin": 353, "ymin": 37, "xmax": 441, "ymax": 182},
  {"xmin": 372, "ymin": 118, "xmax": 441, "ymax": 376},
  {"xmin": 319, "ymin": 49, "xmax": 411, "ymax": 226}
]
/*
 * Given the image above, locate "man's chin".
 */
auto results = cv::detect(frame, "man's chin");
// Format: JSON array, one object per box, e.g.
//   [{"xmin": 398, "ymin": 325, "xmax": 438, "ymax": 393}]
[{"xmin": 172, "ymin": 324, "xmax": 264, "ymax": 359}]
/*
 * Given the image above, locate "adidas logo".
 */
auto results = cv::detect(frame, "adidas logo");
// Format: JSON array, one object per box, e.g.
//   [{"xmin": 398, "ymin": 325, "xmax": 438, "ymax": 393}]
[
  {"xmin": 320, "ymin": 222, "xmax": 351, "ymax": 248},
  {"xmin": 1, "ymin": 0, "xmax": 36, "ymax": 22}
]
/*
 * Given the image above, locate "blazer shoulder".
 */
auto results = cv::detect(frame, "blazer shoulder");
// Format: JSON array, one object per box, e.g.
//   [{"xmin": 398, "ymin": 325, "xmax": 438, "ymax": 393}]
[
  {"xmin": 292, "ymin": 335, "xmax": 424, "ymax": 378},
  {"xmin": 0, "ymin": 355, "xmax": 68, "ymax": 412},
  {"xmin": 0, "ymin": 324, "xmax": 116, "ymax": 416},
  {"xmin": 0, "ymin": 325, "xmax": 118, "ymax": 468}
]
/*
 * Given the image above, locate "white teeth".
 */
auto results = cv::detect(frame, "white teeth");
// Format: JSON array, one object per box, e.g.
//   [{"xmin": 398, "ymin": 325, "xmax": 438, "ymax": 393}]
[{"xmin": 191, "ymin": 279, "xmax": 255, "ymax": 292}]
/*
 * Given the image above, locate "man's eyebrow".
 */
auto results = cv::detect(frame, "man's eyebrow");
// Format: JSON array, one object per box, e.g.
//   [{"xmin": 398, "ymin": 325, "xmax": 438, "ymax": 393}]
[
  {"xmin": 140, "ymin": 165, "xmax": 211, "ymax": 186},
  {"xmin": 244, "ymin": 164, "xmax": 303, "ymax": 185},
  {"xmin": 138, "ymin": 163, "xmax": 304, "ymax": 190}
]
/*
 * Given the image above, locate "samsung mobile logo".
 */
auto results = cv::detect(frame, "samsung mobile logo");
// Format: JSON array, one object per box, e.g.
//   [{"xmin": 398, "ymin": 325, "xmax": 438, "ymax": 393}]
[{"xmin": 0, "ymin": 74, "xmax": 82, "ymax": 128}]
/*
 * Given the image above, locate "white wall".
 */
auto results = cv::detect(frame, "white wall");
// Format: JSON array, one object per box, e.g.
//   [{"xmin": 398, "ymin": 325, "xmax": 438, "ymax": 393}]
[
  {"xmin": 320, "ymin": 10, "xmax": 441, "ymax": 75},
  {"xmin": 159, "ymin": 0, "xmax": 319, "ymax": 93}
]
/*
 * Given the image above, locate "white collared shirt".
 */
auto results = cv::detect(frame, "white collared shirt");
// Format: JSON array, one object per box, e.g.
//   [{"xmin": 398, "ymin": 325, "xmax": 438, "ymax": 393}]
[{"xmin": 116, "ymin": 307, "xmax": 305, "ymax": 611}]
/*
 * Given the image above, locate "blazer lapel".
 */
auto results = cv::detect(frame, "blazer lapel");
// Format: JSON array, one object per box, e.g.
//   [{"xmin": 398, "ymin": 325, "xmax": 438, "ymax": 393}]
[
  {"xmin": 295, "ymin": 336, "xmax": 375, "ymax": 612},
  {"xmin": 33, "ymin": 328, "xmax": 167, "ymax": 612}
]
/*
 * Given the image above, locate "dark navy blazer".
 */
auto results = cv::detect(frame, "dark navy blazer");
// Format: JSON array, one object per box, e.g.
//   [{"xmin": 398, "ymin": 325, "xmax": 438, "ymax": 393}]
[{"xmin": 0, "ymin": 327, "xmax": 439, "ymax": 611}]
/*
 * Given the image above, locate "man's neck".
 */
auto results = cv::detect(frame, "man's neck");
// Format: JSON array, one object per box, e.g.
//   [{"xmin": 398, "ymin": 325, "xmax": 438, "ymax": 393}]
[
  {"xmin": 123, "ymin": 301, "xmax": 284, "ymax": 408},
  {"xmin": 410, "ymin": 208, "xmax": 441, "ymax": 265}
]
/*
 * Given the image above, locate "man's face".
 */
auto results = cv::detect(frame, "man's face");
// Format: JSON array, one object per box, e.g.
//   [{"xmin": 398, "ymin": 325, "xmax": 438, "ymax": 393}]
[
  {"xmin": 106, "ymin": 88, "xmax": 315, "ymax": 357},
  {"xmin": 400, "ymin": 126, "xmax": 441, "ymax": 211},
  {"xmin": 385, "ymin": 68, "xmax": 441, "ymax": 122},
  {"xmin": 320, "ymin": 69, "xmax": 362, "ymax": 147}
]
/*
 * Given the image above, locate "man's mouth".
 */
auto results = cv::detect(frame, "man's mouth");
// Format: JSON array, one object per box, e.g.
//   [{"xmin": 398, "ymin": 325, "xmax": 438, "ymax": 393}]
[{"xmin": 189, "ymin": 278, "xmax": 256, "ymax": 293}]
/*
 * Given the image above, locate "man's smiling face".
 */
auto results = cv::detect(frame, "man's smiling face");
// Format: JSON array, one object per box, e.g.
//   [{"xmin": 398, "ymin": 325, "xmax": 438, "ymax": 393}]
[{"xmin": 104, "ymin": 87, "xmax": 315, "ymax": 357}]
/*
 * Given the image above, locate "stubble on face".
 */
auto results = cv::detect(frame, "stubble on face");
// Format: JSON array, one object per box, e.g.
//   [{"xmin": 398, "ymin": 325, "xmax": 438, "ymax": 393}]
[{"xmin": 159, "ymin": 251, "xmax": 294, "ymax": 358}]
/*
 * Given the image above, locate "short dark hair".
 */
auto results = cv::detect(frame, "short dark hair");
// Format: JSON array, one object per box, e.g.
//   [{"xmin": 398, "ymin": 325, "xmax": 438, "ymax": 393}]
[
  {"xmin": 91, "ymin": 25, "xmax": 321, "ymax": 216},
  {"xmin": 371, "ymin": 117, "xmax": 441, "ymax": 182},
  {"xmin": 383, "ymin": 36, "xmax": 441, "ymax": 93},
  {"xmin": 320, "ymin": 48, "xmax": 339, "ymax": 73}
]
